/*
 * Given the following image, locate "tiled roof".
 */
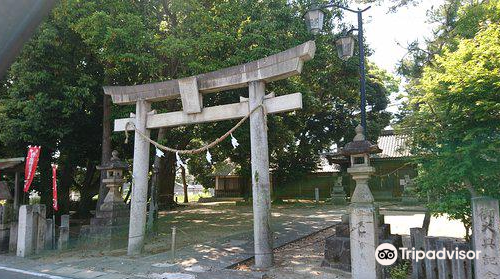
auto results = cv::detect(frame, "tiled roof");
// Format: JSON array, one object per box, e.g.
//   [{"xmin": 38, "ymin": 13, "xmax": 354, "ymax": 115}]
[
  {"xmin": 211, "ymin": 159, "xmax": 239, "ymax": 176},
  {"xmin": 374, "ymin": 132, "xmax": 411, "ymax": 158}
]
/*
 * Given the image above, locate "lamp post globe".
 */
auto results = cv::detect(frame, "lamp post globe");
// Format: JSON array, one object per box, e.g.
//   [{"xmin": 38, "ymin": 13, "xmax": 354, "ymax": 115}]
[
  {"xmin": 304, "ymin": 7, "xmax": 325, "ymax": 35},
  {"xmin": 336, "ymin": 35, "xmax": 355, "ymax": 61}
]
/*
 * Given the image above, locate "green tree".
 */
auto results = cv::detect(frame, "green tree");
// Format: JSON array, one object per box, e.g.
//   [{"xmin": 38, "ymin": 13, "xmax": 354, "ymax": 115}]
[
  {"xmin": 0, "ymin": 14, "xmax": 104, "ymax": 215},
  {"xmin": 0, "ymin": 0, "xmax": 394, "ymax": 212},
  {"xmin": 0, "ymin": 0, "xmax": 160, "ymax": 215},
  {"xmin": 399, "ymin": 1, "xmax": 500, "ymax": 233}
]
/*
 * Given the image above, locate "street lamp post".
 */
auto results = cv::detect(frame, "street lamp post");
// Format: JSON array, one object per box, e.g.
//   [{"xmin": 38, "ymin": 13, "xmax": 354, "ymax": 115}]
[{"xmin": 304, "ymin": 3, "xmax": 371, "ymax": 135}]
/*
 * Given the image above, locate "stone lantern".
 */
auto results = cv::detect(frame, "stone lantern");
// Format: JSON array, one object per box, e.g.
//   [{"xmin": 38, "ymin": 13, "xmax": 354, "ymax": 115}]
[
  {"xmin": 96, "ymin": 150, "xmax": 128, "ymax": 212},
  {"xmin": 341, "ymin": 125, "xmax": 382, "ymax": 279},
  {"xmin": 340, "ymin": 125, "xmax": 381, "ymax": 203},
  {"xmin": 79, "ymin": 150, "xmax": 130, "ymax": 249}
]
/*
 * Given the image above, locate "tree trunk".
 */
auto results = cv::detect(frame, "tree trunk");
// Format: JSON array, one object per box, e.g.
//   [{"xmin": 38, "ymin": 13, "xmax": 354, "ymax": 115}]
[
  {"xmin": 422, "ymin": 211, "xmax": 431, "ymax": 235},
  {"xmin": 59, "ymin": 159, "xmax": 76, "ymax": 215},
  {"xmin": 158, "ymin": 146, "xmax": 177, "ymax": 209},
  {"xmin": 37, "ymin": 156, "xmax": 53, "ymax": 213},
  {"xmin": 156, "ymin": 129, "xmax": 191, "ymax": 210},
  {"xmin": 97, "ymin": 94, "xmax": 112, "ymax": 211},
  {"xmin": 181, "ymin": 166, "xmax": 188, "ymax": 203},
  {"xmin": 147, "ymin": 128, "xmax": 166, "ymax": 233},
  {"xmin": 155, "ymin": 128, "xmax": 175, "ymax": 209},
  {"xmin": 78, "ymin": 160, "xmax": 98, "ymax": 217},
  {"xmin": 147, "ymin": 158, "xmax": 159, "ymax": 235}
]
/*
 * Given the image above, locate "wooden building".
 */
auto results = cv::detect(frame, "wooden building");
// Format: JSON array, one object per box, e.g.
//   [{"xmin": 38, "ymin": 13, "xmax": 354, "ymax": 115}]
[
  {"xmin": 0, "ymin": 157, "xmax": 25, "ymax": 214},
  {"xmin": 211, "ymin": 158, "xmax": 338, "ymax": 200},
  {"xmin": 211, "ymin": 160, "xmax": 251, "ymax": 198},
  {"xmin": 211, "ymin": 130, "xmax": 416, "ymax": 201},
  {"xmin": 329, "ymin": 129, "xmax": 416, "ymax": 201}
]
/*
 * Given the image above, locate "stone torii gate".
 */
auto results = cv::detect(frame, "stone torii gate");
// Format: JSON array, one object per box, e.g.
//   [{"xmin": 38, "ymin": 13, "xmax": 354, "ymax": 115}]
[{"xmin": 104, "ymin": 41, "xmax": 316, "ymax": 267}]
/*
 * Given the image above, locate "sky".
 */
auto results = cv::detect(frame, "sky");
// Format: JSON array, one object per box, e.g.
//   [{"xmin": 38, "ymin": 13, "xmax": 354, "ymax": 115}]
[{"xmin": 339, "ymin": 0, "xmax": 445, "ymax": 113}]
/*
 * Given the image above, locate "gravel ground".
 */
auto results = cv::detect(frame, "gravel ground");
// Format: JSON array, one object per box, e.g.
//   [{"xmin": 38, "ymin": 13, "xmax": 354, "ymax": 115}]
[{"xmin": 233, "ymin": 227, "xmax": 350, "ymax": 279}]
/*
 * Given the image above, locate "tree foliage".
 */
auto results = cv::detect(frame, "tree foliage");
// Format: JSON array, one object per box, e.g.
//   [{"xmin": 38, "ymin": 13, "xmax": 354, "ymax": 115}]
[
  {"xmin": 0, "ymin": 0, "xmax": 395, "ymax": 212},
  {"xmin": 398, "ymin": 0, "xmax": 500, "ymax": 230}
]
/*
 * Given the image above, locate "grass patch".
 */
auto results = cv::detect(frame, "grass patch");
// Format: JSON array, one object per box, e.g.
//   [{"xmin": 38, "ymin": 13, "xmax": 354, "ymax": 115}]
[
  {"xmin": 174, "ymin": 191, "xmax": 212, "ymax": 203},
  {"xmin": 389, "ymin": 261, "xmax": 411, "ymax": 279}
]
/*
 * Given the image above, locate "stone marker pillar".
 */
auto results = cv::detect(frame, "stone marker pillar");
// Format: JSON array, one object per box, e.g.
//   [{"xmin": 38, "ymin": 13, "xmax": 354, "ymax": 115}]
[
  {"xmin": 17, "ymin": 205, "xmax": 34, "ymax": 257},
  {"xmin": 127, "ymin": 99, "xmax": 151, "ymax": 256},
  {"xmin": 471, "ymin": 196, "xmax": 500, "ymax": 279},
  {"xmin": 9, "ymin": 221, "xmax": 18, "ymax": 253},
  {"xmin": 58, "ymin": 214, "xmax": 69, "ymax": 250},
  {"xmin": 249, "ymin": 80, "xmax": 273, "ymax": 268},
  {"xmin": 33, "ymin": 204, "xmax": 46, "ymax": 254},
  {"xmin": 410, "ymin": 227, "xmax": 426, "ymax": 279},
  {"xmin": 344, "ymin": 125, "xmax": 381, "ymax": 279},
  {"xmin": 45, "ymin": 218, "xmax": 54, "ymax": 250},
  {"xmin": 61, "ymin": 214, "xmax": 69, "ymax": 228}
]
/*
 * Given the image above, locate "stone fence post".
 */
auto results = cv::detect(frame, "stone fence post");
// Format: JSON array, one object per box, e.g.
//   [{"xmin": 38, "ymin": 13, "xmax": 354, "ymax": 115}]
[
  {"xmin": 58, "ymin": 214, "xmax": 69, "ymax": 250},
  {"xmin": 33, "ymin": 204, "xmax": 46, "ymax": 254},
  {"xmin": 17, "ymin": 205, "xmax": 34, "ymax": 257}
]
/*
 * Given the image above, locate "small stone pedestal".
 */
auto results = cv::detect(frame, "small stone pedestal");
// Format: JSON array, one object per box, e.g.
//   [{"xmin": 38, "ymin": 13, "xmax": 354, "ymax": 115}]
[
  {"xmin": 323, "ymin": 217, "xmax": 351, "ymax": 272},
  {"xmin": 80, "ymin": 151, "xmax": 129, "ymax": 249}
]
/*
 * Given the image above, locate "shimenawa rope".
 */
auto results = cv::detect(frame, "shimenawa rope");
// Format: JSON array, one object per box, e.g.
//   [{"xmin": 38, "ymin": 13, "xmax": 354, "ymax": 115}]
[{"xmin": 124, "ymin": 103, "xmax": 267, "ymax": 155}]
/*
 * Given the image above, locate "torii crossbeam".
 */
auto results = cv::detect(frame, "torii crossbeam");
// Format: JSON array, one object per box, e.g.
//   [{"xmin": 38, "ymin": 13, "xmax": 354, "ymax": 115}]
[{"xmin": 104, "ymin": 41, "xmax": 316, "ymax": 267}]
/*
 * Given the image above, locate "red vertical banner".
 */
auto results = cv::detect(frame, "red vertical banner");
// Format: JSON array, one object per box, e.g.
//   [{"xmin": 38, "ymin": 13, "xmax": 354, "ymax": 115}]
[
  {"xmin": 52, "ymin": 164, "xmax": 58, "ymax": 211},
  {"xmin": 23, "ymin": 146, "xmax": 41, "ymax": 192}
]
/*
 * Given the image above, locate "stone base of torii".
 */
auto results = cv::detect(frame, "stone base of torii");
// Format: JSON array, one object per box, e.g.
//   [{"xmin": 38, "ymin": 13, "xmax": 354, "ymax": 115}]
[{"xmin": 103, "ymin": 41, "xmax": 316, "ymax": 267}]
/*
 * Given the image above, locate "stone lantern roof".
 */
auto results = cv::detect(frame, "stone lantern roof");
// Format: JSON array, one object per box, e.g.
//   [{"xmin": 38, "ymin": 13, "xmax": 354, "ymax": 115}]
[
  {"xmin": 96, "ymin": 150, "xmax": 128, "ymax": 171},
  {"xmin": 340, "ymin": 125, "xmax": 381, "ymax": 156}
]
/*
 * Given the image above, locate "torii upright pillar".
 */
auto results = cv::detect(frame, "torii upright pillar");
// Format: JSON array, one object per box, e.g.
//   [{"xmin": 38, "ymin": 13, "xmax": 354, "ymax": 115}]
[
  {"xmin": 249, "ymin": 81, "xmax": 273, "ymax": 267},
  {"xmin": 128, "ymin": 100, "xmax": 151, "ymax": 255}
]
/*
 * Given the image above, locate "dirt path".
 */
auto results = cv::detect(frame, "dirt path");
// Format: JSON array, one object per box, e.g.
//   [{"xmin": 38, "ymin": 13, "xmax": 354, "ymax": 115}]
[{"xmin": 234, "ymin": 227, "xmax": 350, "ymax": 279}]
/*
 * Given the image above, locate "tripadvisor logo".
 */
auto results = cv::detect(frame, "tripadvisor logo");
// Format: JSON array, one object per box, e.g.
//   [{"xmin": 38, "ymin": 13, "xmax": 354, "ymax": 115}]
[
  {"xmin": 375, "ymin": 243, "xmax": 398, "ymax": 266},
  {"xmin": 375, "ymin": 243, "xmax": 482, "ymax": 266}
]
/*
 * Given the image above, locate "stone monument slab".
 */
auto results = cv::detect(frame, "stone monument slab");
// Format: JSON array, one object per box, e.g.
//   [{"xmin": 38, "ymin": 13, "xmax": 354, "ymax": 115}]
[{"xmin": 471, "ymin": 196, "xmax": 500, "ymax": 279}]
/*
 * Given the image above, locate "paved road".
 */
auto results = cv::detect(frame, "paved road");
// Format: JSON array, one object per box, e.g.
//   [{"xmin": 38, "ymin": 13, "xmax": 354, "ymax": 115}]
[
  {"xmin": 0, "ymin": 269, "xmax": 39, "ymax": 279},
  {"xmin": 0, "ymin": 267, "xmax": 71, "ymax": 279}
]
